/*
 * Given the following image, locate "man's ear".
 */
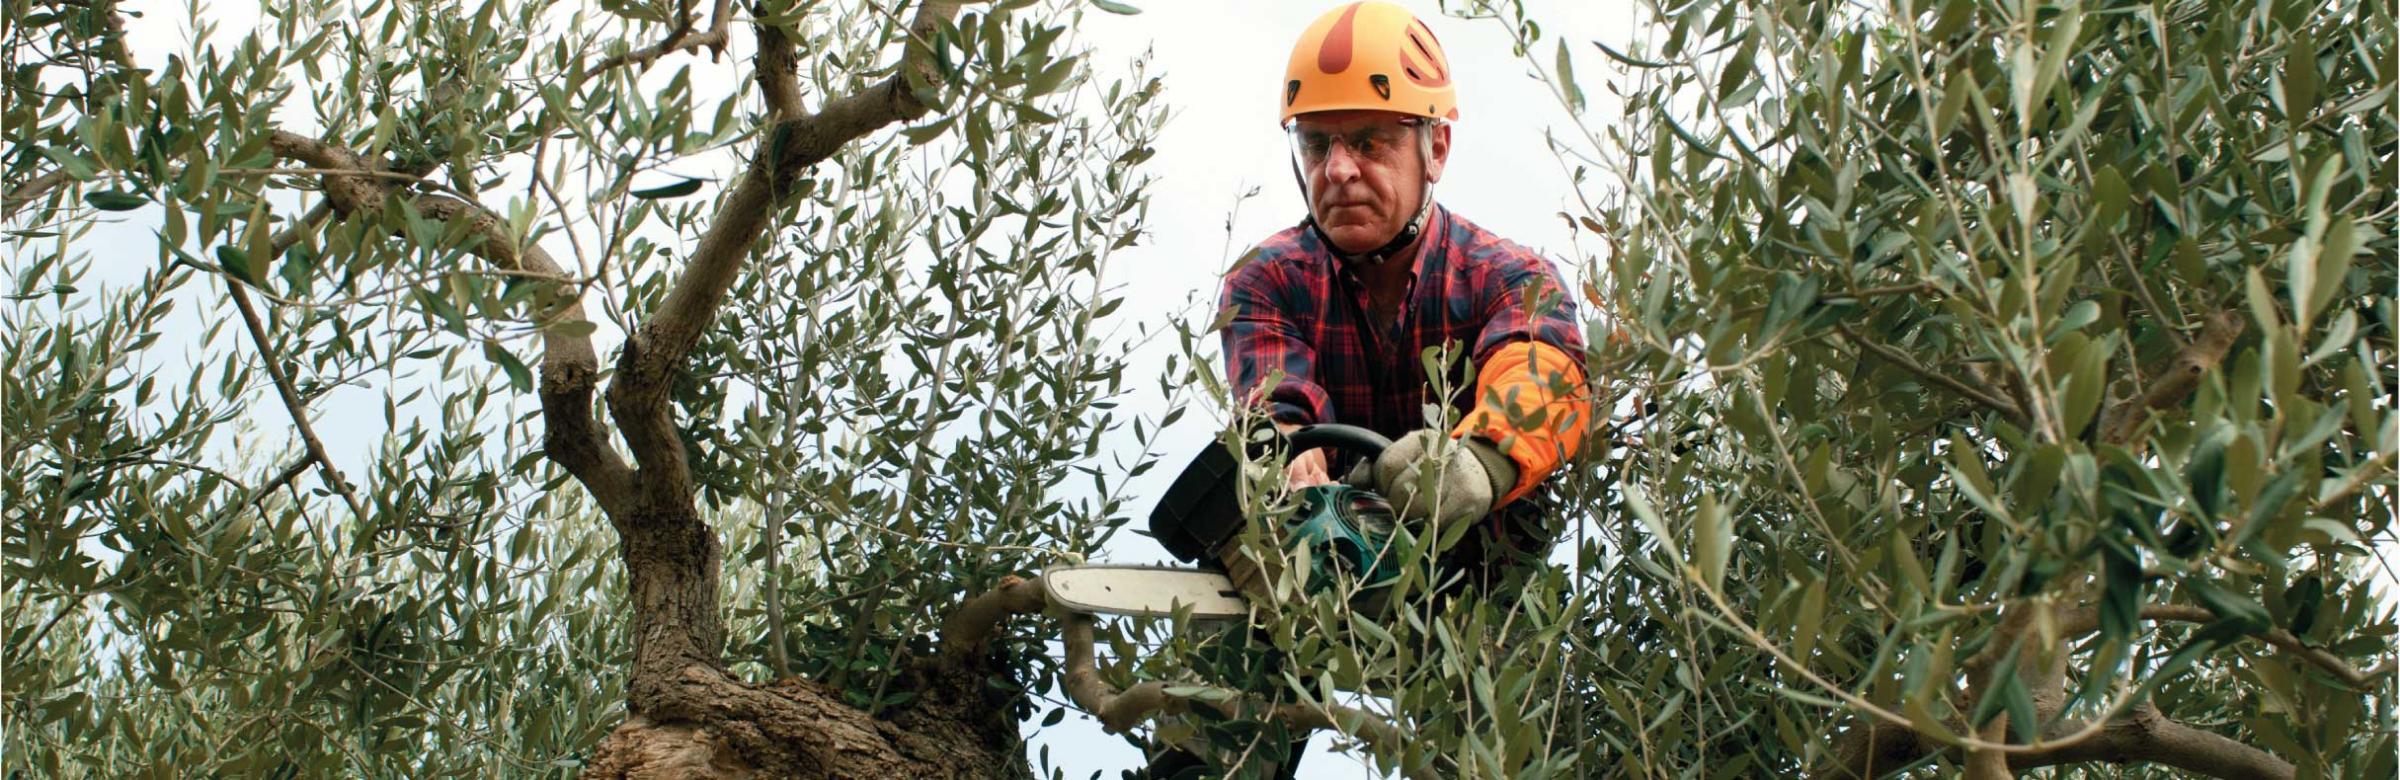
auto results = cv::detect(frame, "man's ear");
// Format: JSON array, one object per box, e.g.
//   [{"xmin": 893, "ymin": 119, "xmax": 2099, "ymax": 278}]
[{"xmin": 1423, "ymin": 122, "xmax": 1452, "ymax": 184}]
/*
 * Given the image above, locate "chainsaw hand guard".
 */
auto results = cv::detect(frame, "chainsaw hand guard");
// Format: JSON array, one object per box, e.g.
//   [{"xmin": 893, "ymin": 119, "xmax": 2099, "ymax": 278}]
[{"xmin": 1147, "ymin": 423, "xmax": 1392, "ymax": 563}]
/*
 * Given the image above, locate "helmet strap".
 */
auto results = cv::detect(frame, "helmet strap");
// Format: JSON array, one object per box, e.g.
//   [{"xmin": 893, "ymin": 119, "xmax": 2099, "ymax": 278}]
[{"xmin": 1292, "ymin": 121, "xmax": 1440, "ymax": 269}]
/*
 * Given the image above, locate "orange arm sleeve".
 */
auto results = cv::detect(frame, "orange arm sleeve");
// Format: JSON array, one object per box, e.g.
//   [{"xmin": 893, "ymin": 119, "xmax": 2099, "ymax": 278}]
[{"xmin": 1451, "ymin": 340, "xmax": 1590, "ymax": 506}]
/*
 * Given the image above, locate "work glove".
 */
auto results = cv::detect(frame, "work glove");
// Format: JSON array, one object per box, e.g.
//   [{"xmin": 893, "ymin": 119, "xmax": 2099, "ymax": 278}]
[{"xmin": 1373, "ymin": 430, "xmax": 1519, "ymax": 528}]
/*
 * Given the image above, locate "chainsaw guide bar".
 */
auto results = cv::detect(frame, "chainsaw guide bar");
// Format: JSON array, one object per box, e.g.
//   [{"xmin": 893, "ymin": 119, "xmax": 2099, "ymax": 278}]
[{"xmin": 1041, "ymin": 565, "xmax": 1250, "ymax": 620}]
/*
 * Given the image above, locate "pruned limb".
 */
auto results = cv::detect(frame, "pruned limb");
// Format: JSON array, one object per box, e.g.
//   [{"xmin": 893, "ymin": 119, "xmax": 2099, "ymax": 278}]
[
  {"xmin": 1833, "ymin": 322, "xmax": 2026, "ymax": 422},
  {"xmin": 263, "ymin": 130, "xmax": 635, "ymax": 514},
  {"xmin": 225, "ymin": 279, "xmax": 373, "ymax": 525},
  {"xmin": 939, "ymin": 574, "xmax": 1047, "ymax": 658},
  {"xmin": 1057, "ymin": 615, "xmax": 1430, "ymax": 780},
  {"xmin": 2098, "ymin": 309, "xmax": 2246, "ymax": 445},
  {"xmin": 2059, "ymin": 604, "xmax": 2387, "ymax": 690},
  {"xmin": 609, "ymin": 0, "xmax": 968, "ymax": 495},
  {"xmin": 574, "ymin": 0, "xmax": 736, "ymax": 81}
]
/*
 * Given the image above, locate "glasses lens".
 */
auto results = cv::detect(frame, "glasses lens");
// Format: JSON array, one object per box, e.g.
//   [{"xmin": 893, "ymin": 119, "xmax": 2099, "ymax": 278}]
[{"xmin": 1287, "ymin": 120, "xmax": 1419, "ymax": 167}]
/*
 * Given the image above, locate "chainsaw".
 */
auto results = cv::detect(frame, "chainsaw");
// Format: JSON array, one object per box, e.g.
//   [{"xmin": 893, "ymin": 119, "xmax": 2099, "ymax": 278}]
[{"xmin": 1042, "ymin": 424, "xmax": 1402, "ymax": 620}]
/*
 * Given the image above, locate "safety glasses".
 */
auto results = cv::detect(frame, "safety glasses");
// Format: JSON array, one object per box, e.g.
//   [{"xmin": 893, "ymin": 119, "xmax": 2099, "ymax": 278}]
[{"xmin": 1284, "ymin": 117, "xmax": 1428, "ymax": 168}]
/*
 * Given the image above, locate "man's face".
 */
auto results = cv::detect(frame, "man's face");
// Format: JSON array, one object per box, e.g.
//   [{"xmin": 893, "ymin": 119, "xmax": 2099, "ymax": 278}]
[{"xmin": 1289, "ymin": 110, "xmax": 1451, "ymax": 255}]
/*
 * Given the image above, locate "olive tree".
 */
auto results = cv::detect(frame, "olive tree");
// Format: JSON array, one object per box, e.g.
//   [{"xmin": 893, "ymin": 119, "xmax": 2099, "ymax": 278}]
[
  {"xmin": 1494, "ymin": 0, "xmax": 2397, "ymax": 776},
  {"xmin": 3, "ymin": 0, "xmax": 1175, "ymax": 776}
]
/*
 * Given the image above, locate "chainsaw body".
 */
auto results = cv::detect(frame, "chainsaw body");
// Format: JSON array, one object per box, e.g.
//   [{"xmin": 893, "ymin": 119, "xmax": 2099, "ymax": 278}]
[{"xmin": 1044, "ymin": 424, "xmax": 1402, "ymax": 619}]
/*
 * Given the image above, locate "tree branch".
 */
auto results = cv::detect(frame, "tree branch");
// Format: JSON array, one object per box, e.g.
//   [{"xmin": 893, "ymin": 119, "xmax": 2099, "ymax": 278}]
[
  {"xmin": 2059, "ymin": 603, "xmax": 2386, "ymax": 689},
  {"xmin": 225, "ymin": 279, "xmax": 373, "ymax": 525},
  {"xmin": 1833, "ymin": 322, "xmax": 2026, "ymax": 422},
  {"xmin": 608, "ymin": 0, "xmax": 966, "ymax": 496},
  {"xmin": 2, "ymin": 168, "xmax": 72, "ymax": 217},
  {"xmin": 2312, "ymin": 450, "xmax": 2396, "ymax": 512},
  {"xmin": 752, "ymin": 5, "xmax": 807, "ymax": 118},
  {"xmin": 264, "ymin": 130, "xmax": 635, "ymax": 513},
  {"xmin": 939, "ymin": 574, "xmax": 1047, "ymax": 659},
  {"xmin": 574, "ymin": 0, "xmax": 736, "ymax": 82},
  {"xmin": 2097, "ymin": 309, "xmax": 2246, "ymax": 445},
  {"xmin": 1818, "ymin": 705, "xmax": 2296, "ymax": 780},
  {"xmin": 2014, "ymin": 705, "xmax": 2293, "ymax": 779}
]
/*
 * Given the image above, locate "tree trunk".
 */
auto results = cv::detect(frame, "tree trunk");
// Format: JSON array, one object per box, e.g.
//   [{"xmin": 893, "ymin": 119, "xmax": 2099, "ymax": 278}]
[
  {"xmin": 581, "ymin": 498, "xmax": 1034, "ymax": 780},
  {"xmin": 583, "ymin": 661, "xmax": 1033, "ymax": 779},
  {"xmin": 616, "ymin": 504, "xmax": 729, "ymax": 717}
]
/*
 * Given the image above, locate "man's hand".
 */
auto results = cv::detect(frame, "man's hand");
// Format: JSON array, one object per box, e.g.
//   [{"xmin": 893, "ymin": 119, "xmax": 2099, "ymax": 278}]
[
  {"xmin": 1276, "ymin": 422, "xmax": 1334, "ymax": 488},
  {"xmin": 1373, "ymin": 430, "xmax": 1519, "ymax": 528}
]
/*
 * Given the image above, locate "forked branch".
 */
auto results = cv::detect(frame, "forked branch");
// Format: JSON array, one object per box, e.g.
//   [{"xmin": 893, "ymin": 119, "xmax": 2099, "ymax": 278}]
[
  {"xmin": 262, "ymin": 130, "xmax": 635, "ymax": 512},
  {"xmin": 607, "ymin": 0, "xmax": 970, "ymax": 495},
  {"xmin": 574, "ymin": 0, "xmax": 737, "ymax": 82},
  {"xmin": 225, "ymin": 279, "xmax": 372, "ymax": 525}
]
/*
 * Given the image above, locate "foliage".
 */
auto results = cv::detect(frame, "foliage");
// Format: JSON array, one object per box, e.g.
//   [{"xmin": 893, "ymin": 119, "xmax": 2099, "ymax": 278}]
[
  {"xmin": 1493, "ymin": 0, "xmax": 2397, "ymax": 776},
  {"xmin": 4, "ymin": 0, "xmax": 1163, "ymax": 775},
  {"xmin": 7, "ymin": 0, "xmax": 2394, "ymax": 776}
]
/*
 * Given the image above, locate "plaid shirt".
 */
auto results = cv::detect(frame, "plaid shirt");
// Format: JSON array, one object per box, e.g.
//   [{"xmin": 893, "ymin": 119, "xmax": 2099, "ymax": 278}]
[{"xmin": 1220, "ymin": 205, "xmax": 1584, "ymax": 442}]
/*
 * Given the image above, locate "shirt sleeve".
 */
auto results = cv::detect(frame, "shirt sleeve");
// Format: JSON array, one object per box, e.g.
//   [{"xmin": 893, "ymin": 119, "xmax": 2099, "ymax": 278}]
[
  {"xmin": 1454, "ymin": 250, "xmax": 1591, "ymax": 506},
  {"xmin": 1469, "ymin": 250, "xmax": 1585, "ymax": 362},
  {"xmin": 1220, "ymin": 259, "xmax": 1333, "ymax": 425}
]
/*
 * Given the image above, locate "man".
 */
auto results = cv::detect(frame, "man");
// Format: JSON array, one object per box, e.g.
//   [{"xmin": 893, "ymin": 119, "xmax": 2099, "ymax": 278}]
[
  {"xmin": 1222, "ymin": 0, "xmax": 1590, "ymax": 600},
  {"xmin": 1139, "ymin": 3, "xmax": 1591, "ymax": 777}
]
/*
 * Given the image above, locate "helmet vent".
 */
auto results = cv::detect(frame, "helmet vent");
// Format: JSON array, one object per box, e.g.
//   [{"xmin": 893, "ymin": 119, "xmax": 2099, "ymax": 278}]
[
  {"xmin": 1286, "ymin": 79, "xmax": 1302, "ymax": 106},
  {"xmin": 1369, "ymin": 74, "xmax": 1391, "ymax": 100}
]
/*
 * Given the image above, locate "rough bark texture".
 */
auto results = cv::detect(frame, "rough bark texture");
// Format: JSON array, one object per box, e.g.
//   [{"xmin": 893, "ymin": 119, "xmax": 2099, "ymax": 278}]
[{"xmin": 586, "ymin": 657, "xmax": 1032, "ymax": 780}]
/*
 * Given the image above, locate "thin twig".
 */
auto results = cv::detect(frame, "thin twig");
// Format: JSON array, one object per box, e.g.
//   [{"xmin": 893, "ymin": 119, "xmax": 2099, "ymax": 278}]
[
  {"xmin": 2311, "ymin": 450, "xmax": 2396, "ymax": 513},
  {"xmin": 1834, "ymin": 321, "xmax": 2026, "ymax": 420},
  {"xmin": 573, "ymin": 0, "xmax": 736, "ymax": 81},
  {"xmin": 3, "ymin": 168, "xmax": 73, "ymax": 217},
  {"xmin": 2056, "ymin": 603, "xmax": 2388, "ymax": 690},
  {"xmin": 224, "ymin": 279, "xmax": 373, "ymax": 525}
]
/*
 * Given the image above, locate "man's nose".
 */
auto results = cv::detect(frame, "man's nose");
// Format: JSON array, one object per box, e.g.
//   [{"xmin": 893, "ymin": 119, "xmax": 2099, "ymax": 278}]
[{"xmin": 1320, "ymin": 144, "xmax": 1362, "ymax": 183}]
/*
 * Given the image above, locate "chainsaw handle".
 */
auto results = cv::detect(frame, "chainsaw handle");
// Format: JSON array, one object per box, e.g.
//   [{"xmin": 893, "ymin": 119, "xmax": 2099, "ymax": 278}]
[{"xmin": 1282, "ymin": 423, "xmax": 1392, "ymax": 462}]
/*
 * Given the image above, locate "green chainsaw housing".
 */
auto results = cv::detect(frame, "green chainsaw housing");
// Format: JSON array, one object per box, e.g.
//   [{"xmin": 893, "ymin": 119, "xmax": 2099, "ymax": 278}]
[
  {"xmin": 1149, "ymin": 424, "xmax": 1404, "ymax": 601},
  {"xmin": 1286, "ymin": 484, "xmax": 1402, "ymax": 593}
]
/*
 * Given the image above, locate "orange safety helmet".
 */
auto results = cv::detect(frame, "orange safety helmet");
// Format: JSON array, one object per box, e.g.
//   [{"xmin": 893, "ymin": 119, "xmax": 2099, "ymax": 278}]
[{"xmin": 1281, "ymin": 2, "xmax": 1459, "ymax": 124}]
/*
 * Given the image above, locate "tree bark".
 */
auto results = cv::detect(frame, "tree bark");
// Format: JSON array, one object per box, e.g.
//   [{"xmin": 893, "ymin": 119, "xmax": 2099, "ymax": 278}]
[{"xmin": 1816, "ymin": 705, "xmax": 2295, "ymax": 780}]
